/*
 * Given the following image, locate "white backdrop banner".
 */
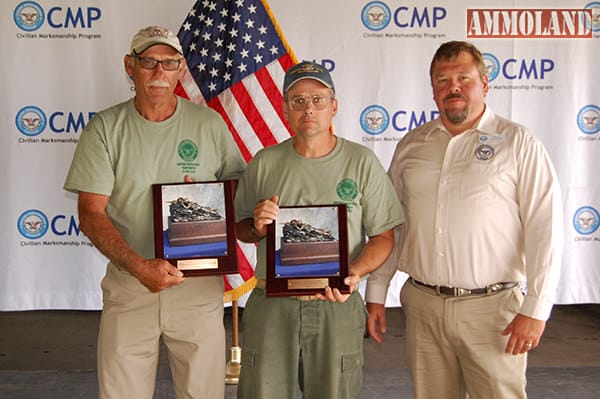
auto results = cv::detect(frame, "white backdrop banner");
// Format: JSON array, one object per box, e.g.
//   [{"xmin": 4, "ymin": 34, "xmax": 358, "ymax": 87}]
[{"xmin": 2, "ymin": 0, "xmax": 599, "ymax": 310}]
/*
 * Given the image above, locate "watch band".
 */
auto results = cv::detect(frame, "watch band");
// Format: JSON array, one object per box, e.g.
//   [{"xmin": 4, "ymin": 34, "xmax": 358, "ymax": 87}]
[{"xmin": 249, "ymin": 221, "xmax": 265, "ymax": 241}]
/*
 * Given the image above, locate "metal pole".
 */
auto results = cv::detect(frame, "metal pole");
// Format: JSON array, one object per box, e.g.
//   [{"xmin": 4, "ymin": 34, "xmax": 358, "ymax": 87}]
[{"xmin": 225, "ymin": 300, "xmax": 242, "ymax": 384}]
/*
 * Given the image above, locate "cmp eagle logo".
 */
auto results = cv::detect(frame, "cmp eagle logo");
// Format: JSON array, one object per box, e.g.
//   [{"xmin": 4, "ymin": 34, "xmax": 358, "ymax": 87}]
[
  {"xmin": 584, "ymin": 2, "xmax": 600, "ymax": 32},
  {"xmin": 14, "ymin": 1, "xmax": 45, "ymax": 31},
  {"xmin": 16, "ymin": 106, "xmax": 47, "ymax": 136},
  {"xmin": 577, "ymin": 105, "xmax": 600, "ymax": 135},
  {"xmin": 17, "ymin": 209, "xmax": 49, "ymax": 239},
  {"xmin": 483, "ymin": 53, "xmax": 500, "ymax": 82},
  {"xmin": 573, "ymin": 206, "xmax": 600, "ymax": 235},
  {"xmin": 475, "ymin": 144, "xmax": 495, "ymax": 161},
  {"xmin": 360, "ymin": 105, "xmax": 389, "ymax": 135},
  {"xmin": 361, "ymin": 1, "xmax": 391, "ymax": 31}
]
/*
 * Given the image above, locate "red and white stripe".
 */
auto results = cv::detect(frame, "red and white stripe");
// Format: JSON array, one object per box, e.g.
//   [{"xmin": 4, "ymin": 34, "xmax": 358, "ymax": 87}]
[{"xmin": 175, "ymin": 55, "xmax": 296, "ymax": 302}]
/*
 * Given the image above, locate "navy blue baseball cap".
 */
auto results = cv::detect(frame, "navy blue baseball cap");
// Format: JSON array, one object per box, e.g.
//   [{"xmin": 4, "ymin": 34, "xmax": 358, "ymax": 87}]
[{"xmin": 283, "ymin": 61, "xmax": 335, "ymax": 93}]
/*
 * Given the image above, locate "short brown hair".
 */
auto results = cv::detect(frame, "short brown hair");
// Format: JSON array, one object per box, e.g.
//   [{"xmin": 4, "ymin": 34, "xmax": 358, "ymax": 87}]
[{"xmin": 429, "ymin": 41, "xmax": 487, "ymax": 84}]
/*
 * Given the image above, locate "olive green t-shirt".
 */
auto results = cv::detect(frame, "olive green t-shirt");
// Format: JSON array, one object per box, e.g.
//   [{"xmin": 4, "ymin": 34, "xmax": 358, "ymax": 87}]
[
  {"xmin": 234, "ymin": 137, "xmax": 404, "ymax": 279},
  {"xmin": 64, "ymin": 96, "xmax": 245, "ymax": 259}
]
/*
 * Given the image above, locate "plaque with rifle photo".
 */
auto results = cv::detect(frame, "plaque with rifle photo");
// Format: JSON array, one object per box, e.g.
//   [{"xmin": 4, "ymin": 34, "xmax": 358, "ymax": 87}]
[
  {"xmin": 152, "ymin": 180, "xmax": 238, "ymax": 276},
  {"xmin": 265, "ymin": 204, "xmax": 349, "ymax": 296}
]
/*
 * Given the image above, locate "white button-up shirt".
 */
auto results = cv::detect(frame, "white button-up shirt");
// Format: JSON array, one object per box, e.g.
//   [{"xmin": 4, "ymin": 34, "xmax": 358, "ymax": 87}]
[{"xmin": 367, "ymin": 107, "xmax": 563, "ymax": 320}]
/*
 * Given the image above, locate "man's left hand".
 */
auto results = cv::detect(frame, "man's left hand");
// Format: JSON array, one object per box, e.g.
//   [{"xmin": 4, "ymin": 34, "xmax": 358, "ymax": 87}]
[
  {"xmin": 315, "ymin": 274, "xmax": 360, "ymax": 303},
  {"xmin": 502, "ymin": 313, "xmax": 546, "ymax": 355}
]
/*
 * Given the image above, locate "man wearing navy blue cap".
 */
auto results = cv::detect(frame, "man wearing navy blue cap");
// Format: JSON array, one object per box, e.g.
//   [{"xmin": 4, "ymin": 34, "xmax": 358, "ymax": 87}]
[{"xmin": 234, "ymin": 61, "xmax": 405, "ymax": 398}]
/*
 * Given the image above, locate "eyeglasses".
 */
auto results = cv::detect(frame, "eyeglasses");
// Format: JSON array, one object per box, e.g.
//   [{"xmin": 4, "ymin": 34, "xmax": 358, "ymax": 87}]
[
  {"xmin": 133, "ymin": 55, "xmax": 182, "ymax": 71},
  {"xmin": 287, "ymin": 95, "xmax": 332, "ymax": 111}
]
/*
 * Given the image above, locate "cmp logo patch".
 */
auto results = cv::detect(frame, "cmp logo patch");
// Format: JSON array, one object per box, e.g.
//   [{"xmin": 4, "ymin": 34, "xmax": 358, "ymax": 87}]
[
  {"xmin": 18, "ymin": 209, "xmax": 49, "ymax": 239},
  {"xmin": 14, "ymin": 1, "xmax": 45, "ymax": 31},
  {"xmin": 178, "ymin": 139, "xmax": 198, "ymax": 162},
  {"xmin": 585, "ymin": 2, "xmax": 600, "ymax": 32},
  {"xmin": 360, "ymin": 105, "xmax": 390, "ymax": 135},
  {"xmin": 483, "ymin": 53, "xmax": 500, "ymax": 82},
  {"xmin": 577, "ymin": 105, "xmax": 600, "ymax": 135},
  {"xmin": 336, "ymin": 179, "xmax": 359, "ymax": 201},
  {"xmin": 475, "ymin": 144, "xmax": 495, "ymax": 161},
  {"xmin": 361, "ymin": 1, "xmax": 391, "ymax": 31},
  {"xmin": 16, "ymin": 106, "xmax": 47, "ymax": 136},
  {"xmin": 573, "ymin": 206, "xmax": 600, "ymax": 235}
]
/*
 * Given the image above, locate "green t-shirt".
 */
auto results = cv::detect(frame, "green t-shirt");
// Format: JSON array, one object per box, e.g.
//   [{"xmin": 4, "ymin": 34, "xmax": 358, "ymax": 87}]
[
  {"xmin": 234, "ymin": 137, "xmax": 404, "ymax": 279},
  {"xmin": 64, "ymin": 96, "xmax": 245, "ymax": 259}
]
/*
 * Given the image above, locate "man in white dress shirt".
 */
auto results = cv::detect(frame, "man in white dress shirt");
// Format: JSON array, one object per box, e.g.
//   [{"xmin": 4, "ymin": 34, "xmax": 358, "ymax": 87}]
[{"xmin": 366, "ymin": 41, "xmax": 563, "ymax": 398}]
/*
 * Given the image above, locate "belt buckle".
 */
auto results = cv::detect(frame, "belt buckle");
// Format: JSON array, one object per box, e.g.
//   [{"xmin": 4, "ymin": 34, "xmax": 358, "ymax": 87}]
[
  {"xmin": 453, "ymin": 287, "xmax": 471, "ymax": 296},
  {"xmin": 486, "ymin": 283, "xmax": 503, "ymax": 295},
  {"xmin": 294, "ymin": 295, "xmax": 318, "ymax": 301}
]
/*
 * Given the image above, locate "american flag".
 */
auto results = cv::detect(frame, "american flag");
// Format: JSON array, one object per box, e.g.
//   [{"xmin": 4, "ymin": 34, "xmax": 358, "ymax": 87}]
[{"xmin": 175, "ymin": 0, "xmax": 297, "ymax": 301}]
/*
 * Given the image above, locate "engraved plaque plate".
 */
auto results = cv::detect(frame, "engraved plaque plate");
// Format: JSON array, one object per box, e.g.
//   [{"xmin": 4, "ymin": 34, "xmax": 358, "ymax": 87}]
[
  {"xmin": 288, "ymin": 278, "xmax": 329, "ymax": 290},
  {"xmin": 178, "ymin": 258, "xmax": 219, "ymax": 270}
]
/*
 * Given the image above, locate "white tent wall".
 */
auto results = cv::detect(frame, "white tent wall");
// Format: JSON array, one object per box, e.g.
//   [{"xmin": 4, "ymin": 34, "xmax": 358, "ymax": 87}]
[{"xmin": 2, "ymin": 0, "xmax": 598, "ymax": 310}]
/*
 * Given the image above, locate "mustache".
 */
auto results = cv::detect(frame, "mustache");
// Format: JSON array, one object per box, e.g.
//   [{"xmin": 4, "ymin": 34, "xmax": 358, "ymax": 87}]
[
  {"xmin": 146, "ymin": 80, "xmax": 170, "ymax": 88},
  {"xmin": 444, "ymin": 93, "xmax": 465, "ymax": 101}
]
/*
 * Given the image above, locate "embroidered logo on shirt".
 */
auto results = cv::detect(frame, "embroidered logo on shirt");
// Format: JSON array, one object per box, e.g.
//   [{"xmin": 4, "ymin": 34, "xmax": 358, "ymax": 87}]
[
  {"xmin": 475, "ymin": 143, "xmax": 495, "ymax": 161},
  {"xmin": 336, "ymin": 178, "xmax": 358, "ymax": 201},
  {"xmin": 178, "ymin": 139, "xmax": 198, "ymax": 162}
]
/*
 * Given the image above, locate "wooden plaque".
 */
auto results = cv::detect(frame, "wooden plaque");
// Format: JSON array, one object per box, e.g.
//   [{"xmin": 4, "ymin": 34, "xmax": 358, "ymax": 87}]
[
  {"xmin": 152, "ymin": 180, "xmax": 238, "ymax": 276},
  {"xmin": 265, "ymin": 204, "xmax": 349, "ymax": 296}
]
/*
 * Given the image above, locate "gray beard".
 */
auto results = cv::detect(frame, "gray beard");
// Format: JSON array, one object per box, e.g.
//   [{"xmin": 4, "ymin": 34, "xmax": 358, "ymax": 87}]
[{"xmin": 445, "ymin": 108, "xmax": 468, "ymax": 124}]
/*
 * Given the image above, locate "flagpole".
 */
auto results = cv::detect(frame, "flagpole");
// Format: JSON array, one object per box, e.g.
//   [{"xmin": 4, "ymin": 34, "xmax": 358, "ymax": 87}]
[{"xmin": 225, "ymin": 299, "xmax": 242, "ymax": 384}]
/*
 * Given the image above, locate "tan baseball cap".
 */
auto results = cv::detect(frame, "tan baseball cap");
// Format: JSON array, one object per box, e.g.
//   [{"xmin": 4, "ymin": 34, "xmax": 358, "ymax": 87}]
[{"xmin": 130, "ymin": 26, "xmax": 183, "ymax": 55}]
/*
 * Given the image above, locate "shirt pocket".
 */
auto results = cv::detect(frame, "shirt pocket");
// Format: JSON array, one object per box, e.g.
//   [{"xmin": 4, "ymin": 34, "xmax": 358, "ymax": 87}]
[{"xmin": 457, "ymin": 162, "xmax": 499, "ymax": 204}]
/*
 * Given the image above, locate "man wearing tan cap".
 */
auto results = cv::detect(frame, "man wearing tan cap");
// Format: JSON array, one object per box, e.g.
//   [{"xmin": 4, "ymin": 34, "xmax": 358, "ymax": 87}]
[{"xmin": 64, "ymin": 26, "xmax": 245, "ymax": 398}]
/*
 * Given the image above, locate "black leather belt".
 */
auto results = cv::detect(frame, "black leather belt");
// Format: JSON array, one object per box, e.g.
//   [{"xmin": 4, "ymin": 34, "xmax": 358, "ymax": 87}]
[{"xmin": 411, "ymin": 278, "xmax": 518, "ymax": 297}]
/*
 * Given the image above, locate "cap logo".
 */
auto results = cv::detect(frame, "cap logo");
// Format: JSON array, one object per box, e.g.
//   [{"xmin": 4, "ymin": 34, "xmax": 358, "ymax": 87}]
[
  {"xmin": 289, "ymin": 63, "xmax": 326, "ymax": 76},
  {"xmin": 147, "ymin": 27, "xmax": 169, "ymax": 39}
]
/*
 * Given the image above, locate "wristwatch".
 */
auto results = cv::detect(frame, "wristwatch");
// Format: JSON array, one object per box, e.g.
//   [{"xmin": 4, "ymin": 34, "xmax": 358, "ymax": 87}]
[{"xmin": 249, "ymin": 221, "xmax": 264, "ymax": 241}]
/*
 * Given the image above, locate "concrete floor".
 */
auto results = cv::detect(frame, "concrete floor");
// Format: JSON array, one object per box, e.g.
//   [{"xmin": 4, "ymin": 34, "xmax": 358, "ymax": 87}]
[{"xmin": 0, "ymin": 304, "xmax": 599, "ymax": 398}]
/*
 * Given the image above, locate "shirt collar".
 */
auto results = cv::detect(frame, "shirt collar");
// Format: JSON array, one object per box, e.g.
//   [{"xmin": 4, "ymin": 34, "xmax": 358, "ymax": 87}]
[
  {"xmin": 472, "ymin": 105, "xmax": 497, "ymax": 136},
  {"xmin": 430, "ymin": 105, "xmax": 497, "ymax": 139},
  {"xmin": 425, "ymin": 117, "xmax": 449, "ymax": 140}
]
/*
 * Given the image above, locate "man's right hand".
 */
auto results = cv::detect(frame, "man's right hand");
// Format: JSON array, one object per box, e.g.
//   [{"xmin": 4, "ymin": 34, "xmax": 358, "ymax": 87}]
[
  {"xmin": 133, "ymin": 258, "xmax": 185, "ymax": 292},
  {"xmin": 252, "ymin": 195, "xmax": 280, "ymax": 237},
  {"xmin": 366, "ymin": 302, "xmax": 387, "ymax": 343}
]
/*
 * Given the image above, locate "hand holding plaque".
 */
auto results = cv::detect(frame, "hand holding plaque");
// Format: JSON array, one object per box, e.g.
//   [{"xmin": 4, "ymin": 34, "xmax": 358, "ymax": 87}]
[{"xmin": 265, "ymin": 204, "xmax": 350, "ymax": 297}]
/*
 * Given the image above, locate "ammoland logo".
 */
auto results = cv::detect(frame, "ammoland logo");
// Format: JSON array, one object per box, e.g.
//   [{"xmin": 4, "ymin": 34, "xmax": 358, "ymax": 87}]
[{"xmin": 467, "ymin": 9, "xmax": 593, "ymax": 38}]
